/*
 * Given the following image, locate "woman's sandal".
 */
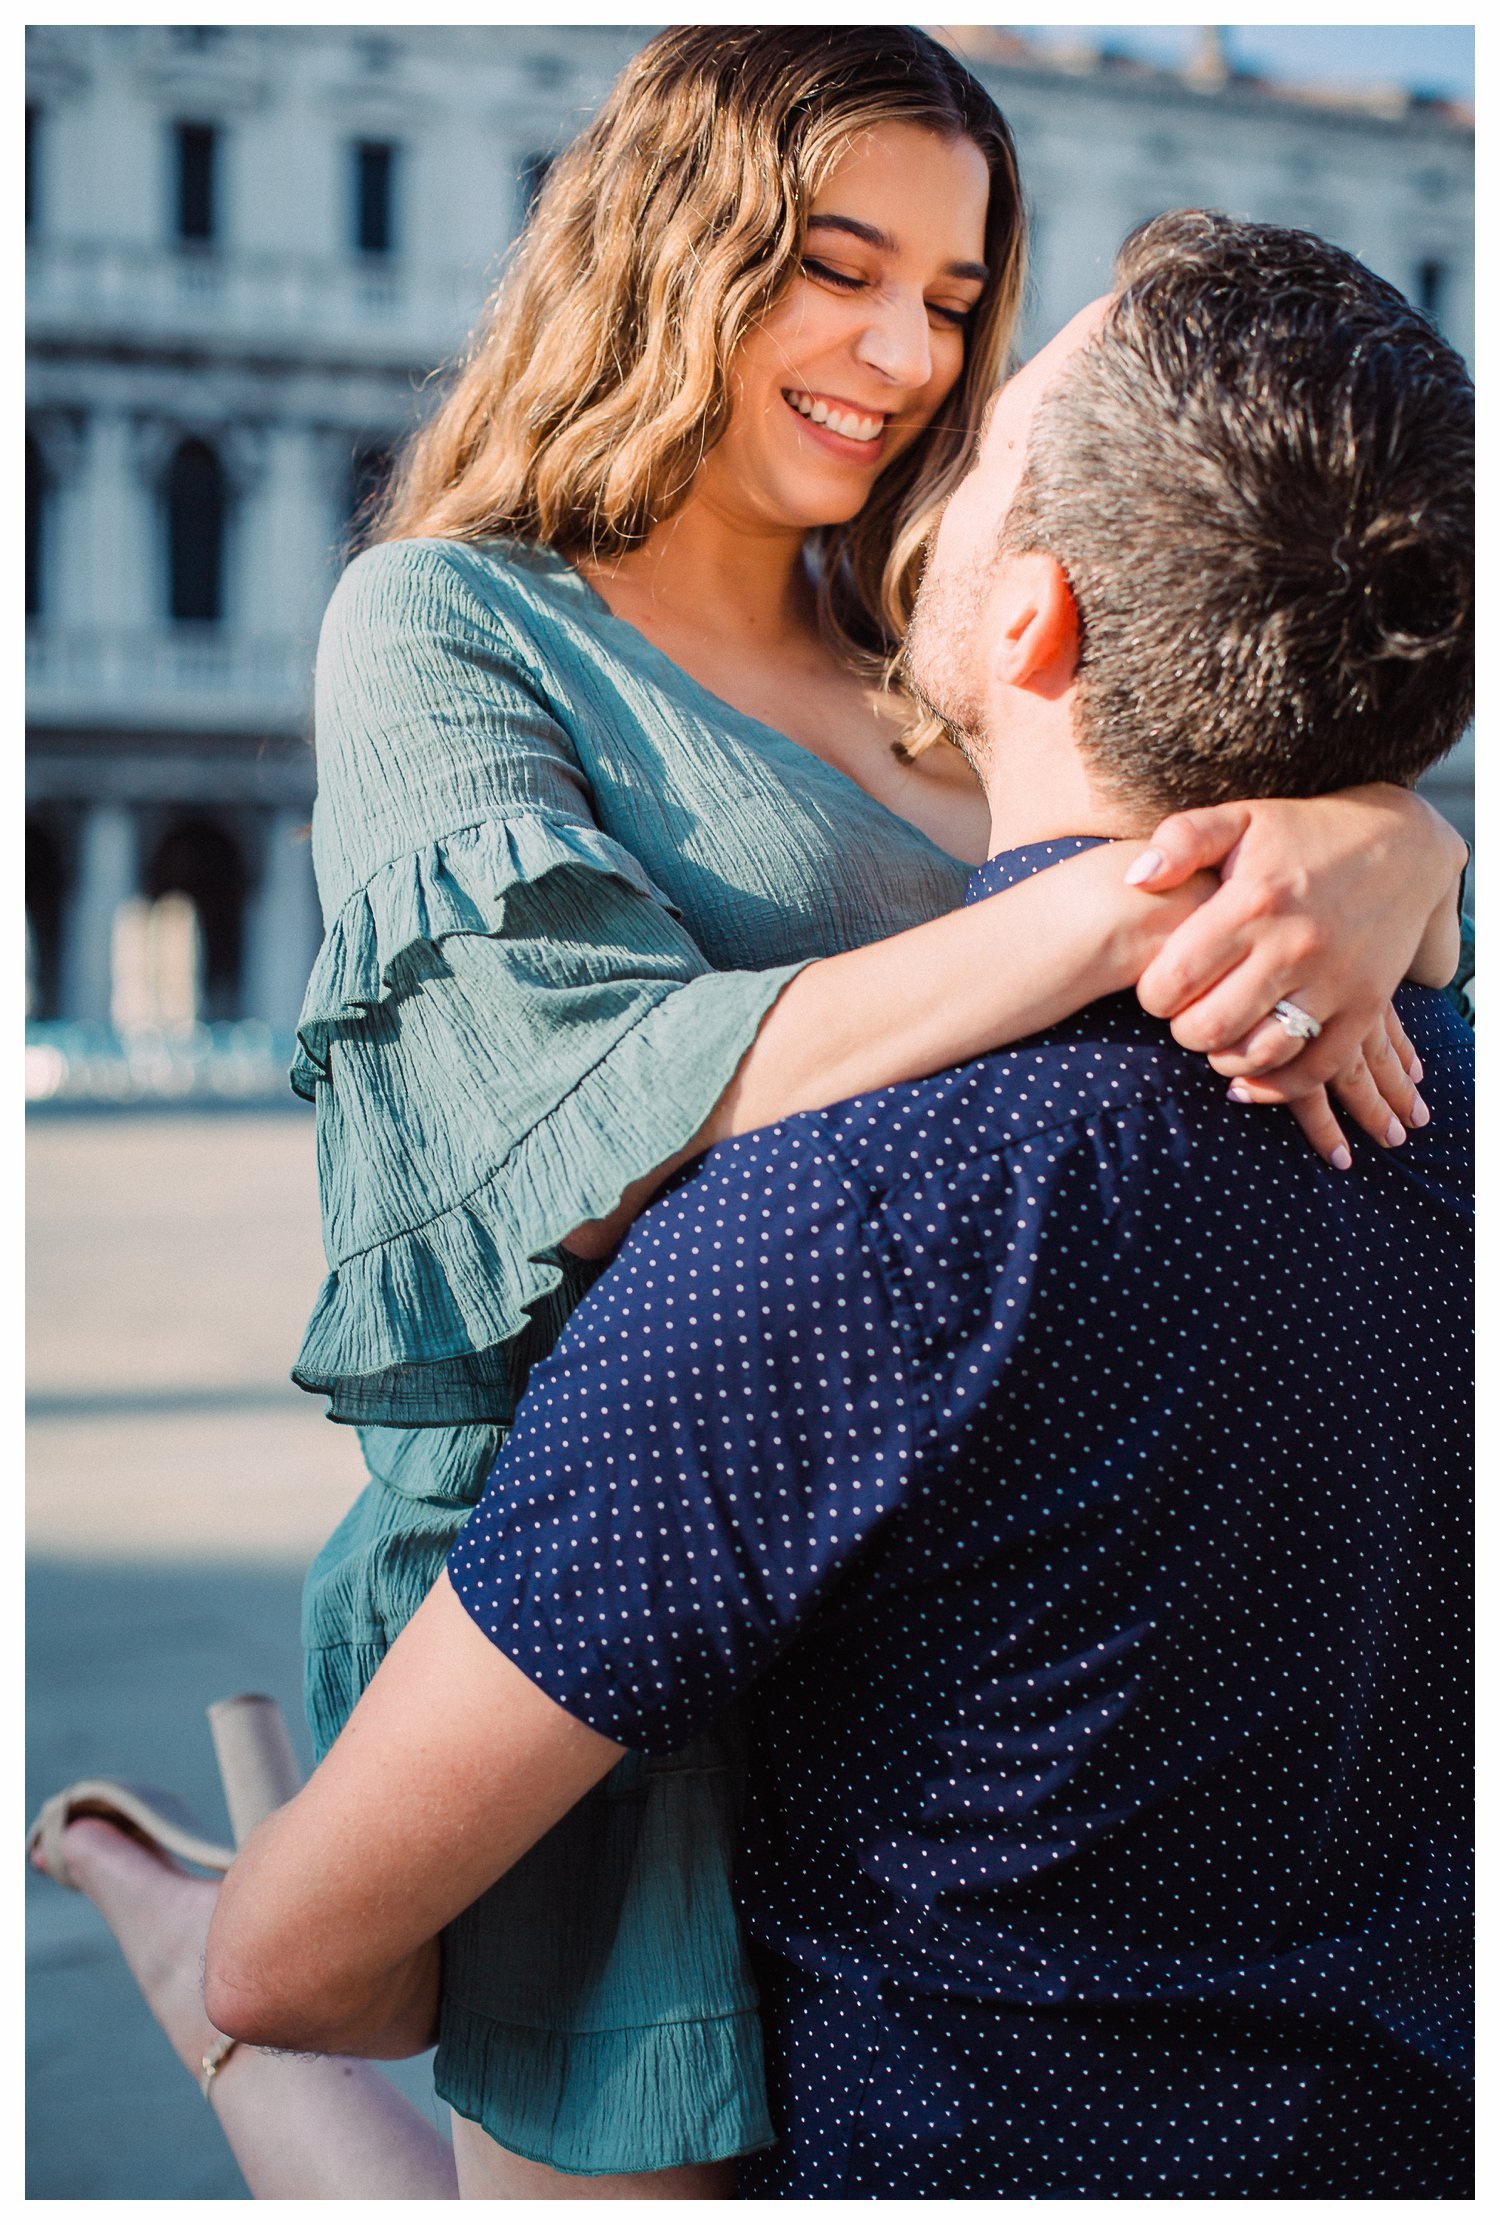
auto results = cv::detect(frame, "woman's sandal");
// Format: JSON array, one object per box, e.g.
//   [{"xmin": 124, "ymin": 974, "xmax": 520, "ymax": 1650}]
[
  {"xmin": 205, "ymin": 1693, "xmax": 303, "ymax": 1843},
  {"xmin": 26, "ymin": 1781, "xmax": 234, "ymax": 1890},
  {"xmin": 27, "ymin": 1692, "xmax": 304, "ymax": 1890},
  {"xmin": 28, "ymin": 1693, "xmax": 306, "ymax": 2100}
]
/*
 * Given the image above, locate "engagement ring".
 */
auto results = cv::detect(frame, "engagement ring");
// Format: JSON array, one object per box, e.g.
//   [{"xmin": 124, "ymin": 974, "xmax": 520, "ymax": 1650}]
[{"xmin": 1272, "ymin": 999, "xmax": 1322, "ymax": 1042}]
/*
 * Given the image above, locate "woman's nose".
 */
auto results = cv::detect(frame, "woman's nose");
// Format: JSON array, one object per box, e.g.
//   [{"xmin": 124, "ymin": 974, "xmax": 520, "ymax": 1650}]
[{"xmin": 854, "ymin": 287, "xmax": 934, "ymax": 393}]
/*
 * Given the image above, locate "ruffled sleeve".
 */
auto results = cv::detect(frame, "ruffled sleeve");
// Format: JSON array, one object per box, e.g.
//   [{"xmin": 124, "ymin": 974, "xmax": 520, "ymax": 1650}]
[{"xmin": 291, "ymin": 540, "xmax": 807, "ymax": 1427}]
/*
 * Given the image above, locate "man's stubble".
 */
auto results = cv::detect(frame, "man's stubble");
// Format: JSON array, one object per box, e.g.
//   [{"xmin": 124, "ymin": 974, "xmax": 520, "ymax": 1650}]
[{"xmin": 902, "ymin": 539, "xmax": 995, "ymax": 778}]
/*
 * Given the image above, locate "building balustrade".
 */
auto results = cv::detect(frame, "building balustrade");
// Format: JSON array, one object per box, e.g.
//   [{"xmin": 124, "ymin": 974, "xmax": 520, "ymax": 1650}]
[
  {"xmin": 25, "ymin": 235, "xmax": 475, "ymax": 361},
  {"xmin": 27, "ymin": 622, "xmax": 313, "ymax": 731}
]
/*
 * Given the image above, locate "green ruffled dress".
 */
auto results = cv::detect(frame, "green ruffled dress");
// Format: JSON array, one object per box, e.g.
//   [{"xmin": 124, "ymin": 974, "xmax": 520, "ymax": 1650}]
[{"xmin": 292, "ymin": 536, "xmax": 971, "ymax": 2174}]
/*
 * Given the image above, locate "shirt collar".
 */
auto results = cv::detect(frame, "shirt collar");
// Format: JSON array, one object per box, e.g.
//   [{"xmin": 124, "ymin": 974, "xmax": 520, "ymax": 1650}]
[{"xmin": 964, "ymin": 835, "xmax": 1115, "ymax": 905}]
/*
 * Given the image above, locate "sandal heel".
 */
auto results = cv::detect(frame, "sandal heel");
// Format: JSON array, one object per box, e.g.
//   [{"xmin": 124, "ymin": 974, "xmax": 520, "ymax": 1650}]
[{"xmin": 206, "ymin": 1694, "xmax": 304, "ymax": 1845}]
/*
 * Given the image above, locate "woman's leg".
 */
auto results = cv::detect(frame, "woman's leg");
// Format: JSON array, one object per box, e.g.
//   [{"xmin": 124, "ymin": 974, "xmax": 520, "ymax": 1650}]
[
  {"xmin": 45, "ymin": 1820, "xmax": 731, "ymax": 2200},
  {"xmin": 48, "ymin": 1817, "xmax": 459, "ymax": 2200},
  {"xmin": 450, "ymin": 2114, "xmax": 733, "ymax": 2200}
]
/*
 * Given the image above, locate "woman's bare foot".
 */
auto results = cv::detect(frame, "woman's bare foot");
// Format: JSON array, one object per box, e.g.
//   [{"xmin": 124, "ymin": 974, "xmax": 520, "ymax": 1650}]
[
  {"xmin": 32, "ymin": 1815, "xmax": 461, "ymax": 2196},
  {"xmin": 36, "ymin": 1816, "xmax": 223, "ymax": 2078}
]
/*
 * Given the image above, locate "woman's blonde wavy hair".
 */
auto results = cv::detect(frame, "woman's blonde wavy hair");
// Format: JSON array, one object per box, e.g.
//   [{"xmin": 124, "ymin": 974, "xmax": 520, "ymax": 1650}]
[{"xmin": 373, "ymin": 26, "xmax": 1026, "ymax": 753}]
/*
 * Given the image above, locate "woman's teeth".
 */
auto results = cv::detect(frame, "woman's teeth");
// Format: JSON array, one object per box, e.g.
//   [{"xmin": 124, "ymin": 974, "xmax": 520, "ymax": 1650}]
[{"xmin": 784, "ymin": 389, "xmax": 885, "ymax": 444}]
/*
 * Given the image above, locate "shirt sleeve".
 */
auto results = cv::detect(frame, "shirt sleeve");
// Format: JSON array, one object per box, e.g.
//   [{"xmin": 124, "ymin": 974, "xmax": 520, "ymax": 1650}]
[
  {"xmin": 290, "ymin": 540, "xmax": 806, "ymax": 1427},
  {"xmin": 446, "ymin": 1121, "xmax": 921, "ymax": 1753}
]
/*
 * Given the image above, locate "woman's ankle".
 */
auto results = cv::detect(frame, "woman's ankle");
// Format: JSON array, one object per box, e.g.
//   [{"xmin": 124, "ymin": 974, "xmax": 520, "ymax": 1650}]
[{"xmin": 55, "ymin": 1817, "xmax": 225, "ymax": 2078}]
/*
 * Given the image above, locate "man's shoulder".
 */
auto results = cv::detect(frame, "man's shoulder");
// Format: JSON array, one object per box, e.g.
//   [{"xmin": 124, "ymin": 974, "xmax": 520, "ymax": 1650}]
[
  {"xmin": 673, "ymin": 980, "xmax": 1471, "ymax": 1239},
  {"xmin": 667, "ymin": 1001, "xmax": 1198, "ymax": 1238},
  {"xmin": 815, "ymin": 998, "xmax": 1200, "ymax": 1190},
  {"xmin": 819, "ymin": 984, "xmax": 1472, "ymax": 1198}
]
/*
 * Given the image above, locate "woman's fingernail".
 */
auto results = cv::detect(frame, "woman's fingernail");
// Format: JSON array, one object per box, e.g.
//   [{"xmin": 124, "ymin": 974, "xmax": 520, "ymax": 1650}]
[
  {"xmin": 1124, "ymin": 849, "xmax": 1166, "ymax": 886},
  {"xmin": 1409, "ymin": 1092, "xmax": 1430, "ymax": 1127},
  {"xmin": 1408, "ymin": 1055, "xmax": 1424, "ymax": 1085},
  {"xmin": 1226, "ymin": 1081, "xmax": 1253, "ymax": 1104},
  {"xmin": 1385, "ymin": 1116, "xmax": 1406, "ymax": 1146},
  {"xmin": 1330, "ymin": 1145, "xmax": 1353, "ymax": 1171}
]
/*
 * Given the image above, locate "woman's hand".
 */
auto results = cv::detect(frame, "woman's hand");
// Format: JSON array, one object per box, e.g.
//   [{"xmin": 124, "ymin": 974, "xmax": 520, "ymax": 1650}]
[
  {"xmin": 1234, "ymin": 1004, "xmax": 1428, "ymax": 1168},
  {"xmin": 1127, "ymin": 786, "xmax": 1465, "ymax": 1092}
]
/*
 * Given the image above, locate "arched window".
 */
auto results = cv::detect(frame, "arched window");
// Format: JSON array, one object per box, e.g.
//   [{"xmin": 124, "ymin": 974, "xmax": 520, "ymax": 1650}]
[
  {"xmin": 1416, "ymin": 259, "xmax": 1448, "ymax": 327},
  {"xmin": 26, "ymin": 432, "xmax": 50, "ymax": 619},
  {"xmin": 352, "ymin": 139, "xmax": 398, "ymax": 256},
  {"xmin": 174, "ymin": 119, "xmax": 220, "ymax": 245},
  {"xmin": 25, "ymin": 816, "xmax": 65, "ymax": 1019},
  {"xmin": 145, "ymin": 815, "xmax": 246, "ymax": 1021},
  {"xmin": 166, "ymin": 437, "xmax": 226, "ymax": 623}
]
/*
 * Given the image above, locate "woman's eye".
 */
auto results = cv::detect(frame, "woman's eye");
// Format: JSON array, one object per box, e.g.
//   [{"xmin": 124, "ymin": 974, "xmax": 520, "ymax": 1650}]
[
  {"xmin": 802, "ymin": 257, "xmax": 865, "ymax": 292},
  {"xmin": 929, "ymin": 301, "xmax": 974, "ymax": 330}
]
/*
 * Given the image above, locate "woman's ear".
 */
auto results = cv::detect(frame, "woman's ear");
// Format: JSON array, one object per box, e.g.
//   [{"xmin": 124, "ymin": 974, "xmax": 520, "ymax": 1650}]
[{"xmin": 989, "ymin": 551, "xmax": 1080, "ymax": 700}]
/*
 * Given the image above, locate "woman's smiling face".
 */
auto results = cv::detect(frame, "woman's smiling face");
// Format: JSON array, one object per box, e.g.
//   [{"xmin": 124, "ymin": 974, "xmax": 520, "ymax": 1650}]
[{"xmin": 699, "ymin": 121, "xmax": 992, "ymax": 534}]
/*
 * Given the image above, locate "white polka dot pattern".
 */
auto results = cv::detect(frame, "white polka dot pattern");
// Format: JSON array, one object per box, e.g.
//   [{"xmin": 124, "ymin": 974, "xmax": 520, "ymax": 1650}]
[{"xmin": 449, "ymin": 842, "xmax": 1473, "ymax": 2196}]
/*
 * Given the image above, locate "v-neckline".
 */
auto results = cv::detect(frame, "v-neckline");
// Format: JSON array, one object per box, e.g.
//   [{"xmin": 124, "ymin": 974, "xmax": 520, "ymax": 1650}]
[{"xmin": 550, "ymin": 550, "xmax": 976, "ymax": 873}]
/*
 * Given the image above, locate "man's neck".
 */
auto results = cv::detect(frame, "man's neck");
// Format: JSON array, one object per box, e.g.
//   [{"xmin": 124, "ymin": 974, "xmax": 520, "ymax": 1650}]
[{"xmin": 978, "ymin": 708, "xmax": 1148, "ymax": 860}]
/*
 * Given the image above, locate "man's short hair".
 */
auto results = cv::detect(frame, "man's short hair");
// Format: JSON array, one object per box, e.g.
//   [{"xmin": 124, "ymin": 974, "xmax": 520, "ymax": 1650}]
[{"xmin": 1004, "ymin": 210, "xmax": 1473, "ymax": 813}]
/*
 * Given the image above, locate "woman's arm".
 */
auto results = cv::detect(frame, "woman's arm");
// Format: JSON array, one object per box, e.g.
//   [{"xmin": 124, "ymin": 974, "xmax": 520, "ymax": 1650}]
[
  {"xmin": 567, "ymin": 786, "xmax": 1456, "ymax": 1256},
  {"xmin": 565, "ymin": 834, "xmax": 1202, "ymax": 1256}
]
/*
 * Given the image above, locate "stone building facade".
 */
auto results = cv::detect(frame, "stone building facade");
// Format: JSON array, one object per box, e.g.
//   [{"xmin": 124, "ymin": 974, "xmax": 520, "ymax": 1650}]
[{"xmin": 25, "ymin": 24, "xmax": 1474, "ymax": 1049}]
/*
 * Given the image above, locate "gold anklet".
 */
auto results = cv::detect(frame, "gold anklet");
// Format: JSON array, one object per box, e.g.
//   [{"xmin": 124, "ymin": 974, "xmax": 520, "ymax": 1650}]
[{"xmin": 200, "ymin": 2032, "xmax": 240, "ymax": 2102}]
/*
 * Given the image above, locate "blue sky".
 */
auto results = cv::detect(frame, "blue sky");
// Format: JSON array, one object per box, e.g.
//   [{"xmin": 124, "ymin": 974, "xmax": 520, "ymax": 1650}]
[{"xmin": 1017, "ymin": 26, "xmax": 1474, "ymax": 102}]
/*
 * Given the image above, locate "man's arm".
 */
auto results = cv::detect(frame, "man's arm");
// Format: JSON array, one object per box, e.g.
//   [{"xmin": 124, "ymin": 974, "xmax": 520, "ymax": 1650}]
[
  {"xmin": 204, "ymin": 1574, "xmax": 623, "ymax": 2057},
  {"xmin": 206, "ymin": 1121, "xmax": 910, "ymax": 2060}
]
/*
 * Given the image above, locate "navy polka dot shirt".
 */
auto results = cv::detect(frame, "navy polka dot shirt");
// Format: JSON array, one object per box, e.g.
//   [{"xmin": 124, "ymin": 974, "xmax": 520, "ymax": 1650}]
[{"xmin": 450, "ymin": 840, "xmax": 1473, "ymax": 2197}]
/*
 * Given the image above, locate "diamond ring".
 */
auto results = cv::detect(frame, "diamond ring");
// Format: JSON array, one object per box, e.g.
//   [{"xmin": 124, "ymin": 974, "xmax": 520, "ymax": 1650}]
[{"xmin": 1272, "ymin": 998, "xmax": 1322, "ymax": 1042}]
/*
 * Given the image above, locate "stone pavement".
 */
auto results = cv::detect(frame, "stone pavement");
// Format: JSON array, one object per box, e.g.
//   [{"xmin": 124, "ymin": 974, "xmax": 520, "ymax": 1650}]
[{"xmin": 26, "ymin": 1108, "xmax": 445, "ymax": 2199}]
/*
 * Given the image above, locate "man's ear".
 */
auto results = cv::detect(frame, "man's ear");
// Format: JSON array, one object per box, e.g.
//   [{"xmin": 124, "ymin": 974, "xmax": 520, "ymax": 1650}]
[{"xmin": 989, "ymin": 551, "xmax": 1079, "ymax": 700}]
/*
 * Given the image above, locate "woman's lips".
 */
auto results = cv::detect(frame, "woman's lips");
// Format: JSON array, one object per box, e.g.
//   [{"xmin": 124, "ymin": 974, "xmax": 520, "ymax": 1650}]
[{"xmin": 781, "ymin": 386, "xmax": 890, "ymax": 462}]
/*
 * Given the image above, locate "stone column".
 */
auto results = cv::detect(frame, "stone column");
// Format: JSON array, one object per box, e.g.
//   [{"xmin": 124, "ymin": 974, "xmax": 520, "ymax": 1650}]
[
  {"xmin": 242, "ymin": 807, "xmax": 321, "ymax": 1031},
  {"xmin": 239, "ymin": 421, "xmax": 327, "ymax": 640},
  {"xmin": 58, "ymin": 802, "xmax": 138, "ymax": 1024},
  {"xmin": 26, "ymin": 408, "xmax": 88, "ymax": 629},
  {"xmin": 215, "ymin": 421, "xmax": 271, "ymax": 637},
  {"xmin": 84, "ymin": 412, "xmax": 158, "ymax": 632}
]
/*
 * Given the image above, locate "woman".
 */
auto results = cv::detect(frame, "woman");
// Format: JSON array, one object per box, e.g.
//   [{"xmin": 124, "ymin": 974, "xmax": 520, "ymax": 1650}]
[{"xmin": 35, "ymin": 25, "xmax": 1463, "ymax": 2202}]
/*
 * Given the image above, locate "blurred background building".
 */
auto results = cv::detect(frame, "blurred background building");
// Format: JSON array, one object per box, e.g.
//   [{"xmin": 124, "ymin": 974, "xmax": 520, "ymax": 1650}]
[{"xmin": 25, "ymin": 18, "xmax": 1474, "ymax": 1085}]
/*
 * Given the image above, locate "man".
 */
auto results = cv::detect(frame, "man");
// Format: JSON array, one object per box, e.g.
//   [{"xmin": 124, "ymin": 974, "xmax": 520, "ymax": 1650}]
[{"xmin": 207, "ymin": 214, "xmax": 1473, "ymax": 2196}]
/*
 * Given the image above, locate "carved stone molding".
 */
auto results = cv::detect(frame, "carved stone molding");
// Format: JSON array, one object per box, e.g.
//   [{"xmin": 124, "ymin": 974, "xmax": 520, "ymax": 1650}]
[
  {"xmin": 127, "ymin": 413, "xmax": 271, "ymax": 495},
  {"xmin": 129, "ymin": 26, "xmax": 272, "ymax": 116},
  {"xmin": 27, "ymin": 407, "xmax": 89, "ymax": 484},
  {"xmin": 25, "ymin": 27, "xmax": 92, "ymax": 105}
]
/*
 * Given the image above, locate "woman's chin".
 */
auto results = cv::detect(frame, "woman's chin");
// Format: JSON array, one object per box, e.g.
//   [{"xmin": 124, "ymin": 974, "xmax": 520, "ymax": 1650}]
[{"xmin": 771, "ymin": 475, "xmax": 887, "ymax": 532}]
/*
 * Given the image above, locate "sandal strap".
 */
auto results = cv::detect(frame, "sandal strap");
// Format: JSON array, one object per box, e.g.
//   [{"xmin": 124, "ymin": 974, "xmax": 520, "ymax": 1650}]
[
  {"xmin": 26, "ymin": 1781, "xmax": 235, "ymax": 1887},
  {"xmin": 28, "ymin": 1792, "xmax": 80, "ymax": 1890}
]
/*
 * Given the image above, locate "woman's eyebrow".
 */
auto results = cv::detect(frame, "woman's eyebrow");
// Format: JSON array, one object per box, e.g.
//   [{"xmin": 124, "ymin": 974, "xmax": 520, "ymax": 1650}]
[{"xmin": 806, "ymin": 212, "xmax": 988, "ymax": 283}]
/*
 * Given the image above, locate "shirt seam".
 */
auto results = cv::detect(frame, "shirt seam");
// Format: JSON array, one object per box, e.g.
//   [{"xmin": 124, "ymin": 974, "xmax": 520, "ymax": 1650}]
[{"xmin": 810, "ymin": 1124, "xmax": 942, "ymax": 1472}]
